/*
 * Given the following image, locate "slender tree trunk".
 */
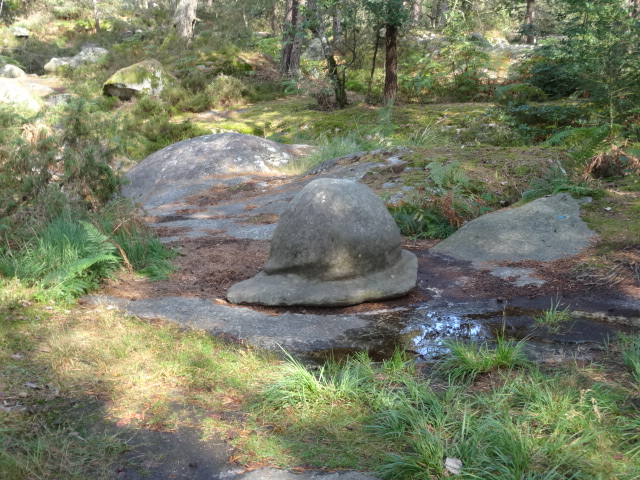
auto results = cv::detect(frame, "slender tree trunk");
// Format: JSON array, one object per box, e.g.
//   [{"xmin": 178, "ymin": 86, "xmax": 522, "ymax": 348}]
[
  {"xmin": 93, "ymin": 0, "xmax": 101, "ymax": 33},
  {"xmin": 411, "ymin": 0, "xmax": 422, "ymax": 23},
  {"xmin": 523, "ymin": 0, "xmax": 536, "ymax": 44},
  {"xmin": 367, "ymin": 28, "xmax": 381, "ymax": 104},
  {"xmin": 384, "ymin": 23, "xmax": 398, "ymax": 106},
  {"xmin": 307, "ymin": 0, "xmax": 347, "ymax": 108},
  {"xmin": 332, "ymin": 9, "xmax": 342, "ymax": 42},
  {"xmin": 175, "ymin": 0, "xmax": 197, "ymax": 40},
  {"xmin": 630, "ymin": 0, "xmax": 640, "ymax": 16},
  {"xmin": 434, "ymin": 0, "xmax": 448, "ymax": 27},
  {"xmin": 279, "ymin": 0, "xmax": 303, "ymax": 77},
  {"xmin": 270, "ymin": 0, "xmax": 279, "ymax": 35}
]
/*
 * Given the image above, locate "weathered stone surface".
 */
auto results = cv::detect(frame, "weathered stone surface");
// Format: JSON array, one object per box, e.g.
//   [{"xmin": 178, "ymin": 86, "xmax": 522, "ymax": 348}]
[
  {"xmin": 44, "ymin": 45, "xmax": 108, "ymax": 73},
  {"xmin": 430, "ymin": 193, "xmax": 596, "ymax": 262},
  {"xmin": 10, "ymin": 26, "xmax": 29, "ymax": 37},
  {"xmin": 102, "ymin": 59, "xmax": 175, "ymax": 100},
  {"xmin": 120, "ymin": 132, "xmax": 313, "ymax": 206},
  {"xmin": 227, "ymin": 178, "xmax": 418, "ymax": 306},
  {"xmin": 303, "ymin": 38, "xmax": 325, "ymax": 61},
  {"xmin": 0, "ymin": 64, "xmax": 26, "ymax": 78},
  {"xmin": 0, "ymin": 78, "xmax": 40, "ymax": 112}
]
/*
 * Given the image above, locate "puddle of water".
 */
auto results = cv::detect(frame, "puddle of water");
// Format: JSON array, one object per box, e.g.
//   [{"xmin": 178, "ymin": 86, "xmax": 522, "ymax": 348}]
[{"xmin": 306, "ymin": 304, "xmax": 636, "ymax": 365}]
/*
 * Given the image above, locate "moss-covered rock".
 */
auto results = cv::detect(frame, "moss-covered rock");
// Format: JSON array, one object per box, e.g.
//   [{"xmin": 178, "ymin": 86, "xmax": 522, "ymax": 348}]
[
  {"xmin": 0, "ymin": 78, "xmax": 40, "ymax": 113},
  {"xmin": 103, "ymin": 59, "xmax": 177, "ymax": 101}
]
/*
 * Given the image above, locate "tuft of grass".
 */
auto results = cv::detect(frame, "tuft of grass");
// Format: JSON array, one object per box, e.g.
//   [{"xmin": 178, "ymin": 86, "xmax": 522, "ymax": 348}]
[
  {"xmin": 619, "ymin": 333, "xmax": 640, "ymax": 383},
  {"xmin": 279, "ymin": 130, "xmax": 390, "ymax": 175},
  {"xmin": 440, "ymin": 334, "xmax": 531, "ymax": 382},
  {"xmin": 534, "ymin": 298, "xmax": 572, "ymax": 332}
]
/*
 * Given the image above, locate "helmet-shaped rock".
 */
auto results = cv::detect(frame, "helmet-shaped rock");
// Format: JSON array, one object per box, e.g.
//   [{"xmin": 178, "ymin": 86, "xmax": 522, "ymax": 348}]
[{"xmin": 226, "ymin": 178, "xmax": 418, "ymax": 306}]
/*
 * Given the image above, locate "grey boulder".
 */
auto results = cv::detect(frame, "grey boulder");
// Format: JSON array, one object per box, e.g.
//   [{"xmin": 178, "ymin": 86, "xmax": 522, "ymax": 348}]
[
  {"xmin": 44, "ymin": 45, "xmax": 108, "ymax": 73},
  {"xmin": 10, "ymin": 26, "xmax": 29, "ymax": 38},
  {"xmin": 102, "ymin": 59, "xmax": 175, "ymax": 100},
  {"xmin": 227, "ymin": 178, "xmax": 418, "ymax": 307},
  {"xmin": 0, "ymin": 78, "xmax": 40, "ymax": 112},
  {"xmin": 120, "ymin": 132, "xmax": 312, "ymax": 207},
  {"xmin": 0, "ymin": 64, "xmax": 26, "ymax": 78},
  {"xmin": 430, "ymin": 193, "xmax": 596, "ymax": 262}
]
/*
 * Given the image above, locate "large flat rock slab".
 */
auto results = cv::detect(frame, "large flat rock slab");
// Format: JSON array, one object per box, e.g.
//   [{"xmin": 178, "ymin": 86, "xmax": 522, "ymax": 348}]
[
  {"xmin": 87, "ymin": 296, "xmax": 372, "ymax": 352},
  {"xmin": 430, "ymin": 193, "xmax": 596, "ymax": 262},
  {"xmin": 121, "ymin": 132, "xmax": 313, "ymax": 207}
]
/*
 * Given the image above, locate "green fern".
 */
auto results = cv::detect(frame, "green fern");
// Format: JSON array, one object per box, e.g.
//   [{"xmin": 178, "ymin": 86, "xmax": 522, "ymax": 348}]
[
  {"xmin": 426, "ymin": 160, "xmax": 470, "ymax": 190},
  {"xmin": 522, "ymin": 167, "xmax": 602, "ymax": 201}
]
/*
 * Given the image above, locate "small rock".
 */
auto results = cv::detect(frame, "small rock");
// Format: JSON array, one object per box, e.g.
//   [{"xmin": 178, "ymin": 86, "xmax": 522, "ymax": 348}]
[
  {"xmin": 102, "ymin": 59, "xmax": 175, "ymax": 100},
  {"xmin": 10, "ymin": 26, "xmax": 30, "ymax": 38},
  {"xmin": 0, "ymin": 64, "xmax": 26, "ymax": 78}
]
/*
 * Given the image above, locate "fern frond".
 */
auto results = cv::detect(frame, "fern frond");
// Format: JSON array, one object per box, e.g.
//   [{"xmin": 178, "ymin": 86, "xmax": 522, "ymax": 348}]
[{"xmin": 42, "ymin": 253, "xmax": 118, "ymax": 287}]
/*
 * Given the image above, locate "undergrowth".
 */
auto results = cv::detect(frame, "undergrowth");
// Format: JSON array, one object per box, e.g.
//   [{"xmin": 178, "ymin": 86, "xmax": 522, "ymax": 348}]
[{"xmin": 244, "ymin": 343, "xmax": 640, "ymax": 478}]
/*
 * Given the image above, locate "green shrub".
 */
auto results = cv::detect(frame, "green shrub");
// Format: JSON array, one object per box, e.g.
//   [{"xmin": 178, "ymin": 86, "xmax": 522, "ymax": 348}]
[
  {"xmin": 244, "ymin": 78, "xmax": 288, "ymax": 103},
  {"xmin": 389, "ymin": 203, "xmax": 456, "ymax": 239},
  {"xmin": 494, "ymin": 83, "xmax": 547, "ymax": 107},
  {"xmin": 523, "ymin": 46, "xmax": 582, "ymax": 98},
  {"xmin": 132, "ymin": 95, "xmax": 174, "ymax": 118},
  {"xmin": 505, "ymin": 104, "xmax": 585, "ymax": 128},
  {"xmin": 207, "ymin": 74, "xmax": 248, "ymax": 106},
  {"xmin": 522, "ymin": 166, "xmax": 602, "ymax": 201},
  {"xmin": 0, "ymin": 217, "xmax": 119, "ymax": 303},
  {"xmin": 128, "ymin": 116, "xmax": 209, "ymax": 158},
  {"xmin": 160, "ymin": 85, "xmax": 191, "ymax": 107}
]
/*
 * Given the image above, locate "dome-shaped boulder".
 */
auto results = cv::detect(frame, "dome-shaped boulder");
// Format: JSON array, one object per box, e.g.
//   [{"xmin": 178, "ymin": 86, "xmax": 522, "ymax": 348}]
[{"xmin": 226, "ymin": 178, "xmax": 418, "ymax": 307}]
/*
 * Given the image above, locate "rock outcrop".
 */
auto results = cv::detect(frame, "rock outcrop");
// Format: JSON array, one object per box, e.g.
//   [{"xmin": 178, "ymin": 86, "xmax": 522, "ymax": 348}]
[
  {"xmin": 120, "ymin": 132, "xmax": 313, "ymax": 207},
  {"xmin": 44, "ymin": 45, "xmax": 108, "ymax": 73},
  {"xmin": 0, "ymin": 78, "xmax": 40, "ymax": 113},
  {"xmin": 430, "ymin": 193, "xmax": 596, "ymax": 262},
  {"xmin": 0, "ymin": 64, "xmax": 26, "ymax": 78},
  {"xmin": 102, "ymin": 59, "xmax": 175, "ymax": 100},
  {"xmin": 227, "ymin": 178, "xmax": 418, "ymax": 307}
]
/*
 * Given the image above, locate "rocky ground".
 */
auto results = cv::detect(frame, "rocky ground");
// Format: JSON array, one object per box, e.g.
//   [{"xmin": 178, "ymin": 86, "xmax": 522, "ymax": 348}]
[
  {"xmin": 76, "ymin": 132, "xmax": 640, "ymax": 480},
  {"xmin": 89, "ymin": 134, "xmax": 640, "ymax": 358}
]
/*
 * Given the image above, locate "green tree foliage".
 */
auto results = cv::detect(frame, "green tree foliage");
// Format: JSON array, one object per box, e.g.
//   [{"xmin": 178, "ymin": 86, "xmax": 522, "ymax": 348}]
[{"xmin": 528, "ymin": 0, "xmax": 640, "ymax": 123}]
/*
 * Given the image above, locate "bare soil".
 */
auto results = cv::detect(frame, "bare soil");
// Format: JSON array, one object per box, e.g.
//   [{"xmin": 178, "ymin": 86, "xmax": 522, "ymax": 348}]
[{"xmin": 100, "ymin": 235, "xmax": 640, "ymax": 316}]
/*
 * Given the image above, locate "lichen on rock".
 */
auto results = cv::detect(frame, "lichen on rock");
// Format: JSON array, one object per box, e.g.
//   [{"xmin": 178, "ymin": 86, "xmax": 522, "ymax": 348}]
[
  {"xmin": 102, "ymin": 59, "xmax": 176, "ymax": 100},
  {"xmin": 226, "ymin": 178, "xmax": 418, "ymax": 307}
]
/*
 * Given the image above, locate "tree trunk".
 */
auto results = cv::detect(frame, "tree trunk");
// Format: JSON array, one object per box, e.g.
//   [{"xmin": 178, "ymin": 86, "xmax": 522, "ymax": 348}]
[
  {"xmin": 523, "ymin": 0, "xmax": 536, "ymax": 44},
  {"xmin": 434, "ymin": 0, "xmax": 448, "ymax": 27},
  {"xmin": 270, "ymin": 0, "xmax": 279, "ymax": 35},
  {"xmin": 332, "ymin": 10, "xmax": 342, "ymax": 43},
  {"xmin": 411, "ymin": 0, "xmax": 422, "ymax": 23},
  {"xmin": 279, "ymin": 0, "xmax": 303, "ymax": 78},
  {"xmin": 631, "ymin": 0, "xmax": 640, "ymax": 16},
  {"xmin": 366, "ymin": 28, "xmax": 381, "ymax": 104},
  {"xmin": 307, "ymin": 0, "xmax": 347, "ymax": 108},
  {"xmin": 384, "ymin": 23, "xmax": 398, "ymax": 106},
  {"xmin": 175, "ymin": 0, "xmax": 197, "ymax": 40},
  {"xmin": 93, "ymin": 0, "xmax": 100, "ymax": 33}
]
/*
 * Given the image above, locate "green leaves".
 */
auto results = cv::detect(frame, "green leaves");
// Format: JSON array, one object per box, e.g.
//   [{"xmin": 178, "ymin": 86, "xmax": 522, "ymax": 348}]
[{"xmin": 363, "ymin": 0, "xmax": 409, "ymax": 27}]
